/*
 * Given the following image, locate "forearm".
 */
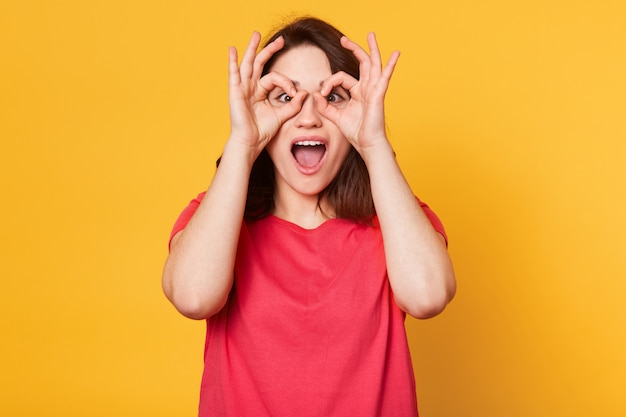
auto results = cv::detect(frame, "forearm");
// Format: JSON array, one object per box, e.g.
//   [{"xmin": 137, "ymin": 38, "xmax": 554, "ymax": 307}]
[
  {"xmin": 162, "ymin": 139, "xmax": 256, "ymax": 319},
  {"xmin": 362, "ymin": 141, "xmax": 456, "ymax": 319}
]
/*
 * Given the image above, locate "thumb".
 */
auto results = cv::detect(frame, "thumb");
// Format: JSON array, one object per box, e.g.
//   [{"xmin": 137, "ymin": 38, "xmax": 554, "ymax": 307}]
[
  {"xmin": 312, "ymin": 92, "xmax": 340, "ymax": 125},
  {"xmin": 275, "ymin": 90, "xmax": 307, "ymax": 123}
]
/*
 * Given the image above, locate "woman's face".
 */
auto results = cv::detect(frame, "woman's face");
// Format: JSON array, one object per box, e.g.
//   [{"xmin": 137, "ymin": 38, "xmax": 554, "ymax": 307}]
[{"xmin": 265, "ymin": 45, "xmax": 352, "ymax": 208}]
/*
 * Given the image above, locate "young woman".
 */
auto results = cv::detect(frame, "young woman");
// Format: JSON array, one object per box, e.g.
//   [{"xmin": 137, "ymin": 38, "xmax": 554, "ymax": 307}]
[{"xmin": 163, "ymin": 17, "xmax": 455, "ymax": 417}]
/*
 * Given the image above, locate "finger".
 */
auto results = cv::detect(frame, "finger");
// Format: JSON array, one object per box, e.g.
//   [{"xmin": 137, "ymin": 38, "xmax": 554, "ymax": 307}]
[
  {"xmin": 320, "ymin": 71, "xmax": 359, "ymax": 97},
  {"xmin": 381, "ymin": 50, "xmax": 401, "ymax": 82},
  {"xmin": 274, "ymin": 90, "xmax": 307, "ymax": 122},
  {"xmin": 340, "ymin": 36, "xmax": 372, "ymax": 80},
  {"xmin": 312, "ymin": 92, "xmax": 340, "ymax": 124},
  {"xmin": 239, "ymin": 32, "xmax": 262, "ymax": 81},
  {"xmin": 340, "ymin": 35, "xmax": 370, "ymax": 63},
  {"xmin": 228, "ymin": 46, "xmax": 241, "ymax": 88},
  {"xmin": 256, "ymin": 71, "xmax": 296, "ymax": 100},
  {"xmin": 366, "ymin": 51, "xmax": 399, "ymax": 101},
  {"xmin": 251, "ymin": 36, "xmax": 285, "ymax": 82},
  {"xmin": 366, "ymin": 32, "xmax": 383, "ymax": 73}
]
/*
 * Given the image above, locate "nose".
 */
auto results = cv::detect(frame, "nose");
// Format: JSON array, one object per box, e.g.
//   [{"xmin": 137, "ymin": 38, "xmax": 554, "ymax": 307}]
[{"xmin": 294, "ymin": 94, "xmax": 322, "ymax": 128}]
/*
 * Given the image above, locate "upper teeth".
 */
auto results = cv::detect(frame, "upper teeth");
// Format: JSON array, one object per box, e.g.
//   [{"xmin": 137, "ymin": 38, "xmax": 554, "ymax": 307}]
[{"xmin": 295, "ymin": 141, "xmax": 324, "ymax": 146}]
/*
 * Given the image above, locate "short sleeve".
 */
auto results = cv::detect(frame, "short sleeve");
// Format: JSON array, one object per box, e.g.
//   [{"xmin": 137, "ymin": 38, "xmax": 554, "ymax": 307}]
[
  {"xmin": 417, "ymin": 198, "xmax": 448, "ymax": 246},
  {"xmin": 168, "ymin": 191, "xmax": 206, "ymax": 249},
  {"xmin": 168, "ymin": 192, "xmax": 448, "ymax": 249}
]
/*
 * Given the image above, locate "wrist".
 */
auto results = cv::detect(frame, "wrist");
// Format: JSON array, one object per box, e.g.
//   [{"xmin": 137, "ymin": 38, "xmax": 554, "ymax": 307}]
[
  {"xmin": 358, "ymin": 139, "xmax": 395, "ymax": 166},
  {"xmin": 221, "ymin": 136, "xmax": 261, "ymax": 170}
]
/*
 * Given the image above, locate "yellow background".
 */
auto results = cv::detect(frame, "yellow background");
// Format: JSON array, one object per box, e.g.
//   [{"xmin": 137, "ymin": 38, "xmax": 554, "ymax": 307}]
[{"xmin": 2, "ymin": 0, "xmax": 624, "ymax": 415}]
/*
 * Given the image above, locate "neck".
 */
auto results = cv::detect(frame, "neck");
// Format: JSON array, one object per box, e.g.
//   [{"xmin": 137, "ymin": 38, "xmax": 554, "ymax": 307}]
[{"xmin": 272, "ymin": 193, "xmax": 334, "ymax": 229}]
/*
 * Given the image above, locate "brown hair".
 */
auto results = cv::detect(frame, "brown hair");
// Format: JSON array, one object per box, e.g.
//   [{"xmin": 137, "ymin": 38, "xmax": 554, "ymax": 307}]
[{"xmin": 240, "ymin": 17, "xmax": 376, "ymax": 222}]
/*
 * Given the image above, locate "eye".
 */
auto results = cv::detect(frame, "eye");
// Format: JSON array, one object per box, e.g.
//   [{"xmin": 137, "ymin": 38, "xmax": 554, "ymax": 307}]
[
  {"xmin": 269, "ymin": 90, "xmax": 293, "ymax": 107},
  {"xmin": 325, "ymin": 88, "xmax": 349, "ymax": 107},
  {"xmin": 275, "ymin": 92, "xmax": 292, "ymax": 103},
  {"xmin": 279, "ymin": 93, "xmax": 292, "ymax": 102},
  {"xmin": 326, "ymin": 92, "xmax": 341, "ymax": 103}
]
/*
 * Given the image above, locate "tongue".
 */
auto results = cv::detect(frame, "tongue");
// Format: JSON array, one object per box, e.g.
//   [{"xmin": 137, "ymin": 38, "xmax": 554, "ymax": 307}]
[{"xmin": 293, "ymin": 145, "xmax": 325, "ymax": 167}]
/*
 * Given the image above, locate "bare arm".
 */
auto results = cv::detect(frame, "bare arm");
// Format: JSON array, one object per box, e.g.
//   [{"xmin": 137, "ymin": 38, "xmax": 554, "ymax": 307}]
[
  {"xmin": 162, "ymin": 141, "xmax": 255, "ymax": 319},
  {"xmin": 317, "ymin": 33, "xmax": 455, "ymax": 319},
  {"xmin": 162, "ymin": 33, "xmax": 305, "ymax": 319},
  {"xmin": 363, "ymin": 142, "xmax": 456, "ymax": 319}
]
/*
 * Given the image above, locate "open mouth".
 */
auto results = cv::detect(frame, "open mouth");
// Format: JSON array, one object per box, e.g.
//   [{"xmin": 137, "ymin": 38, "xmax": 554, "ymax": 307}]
[{"xmin": 291, "ymin": 140, "xmax": 327, "ymax": 168}]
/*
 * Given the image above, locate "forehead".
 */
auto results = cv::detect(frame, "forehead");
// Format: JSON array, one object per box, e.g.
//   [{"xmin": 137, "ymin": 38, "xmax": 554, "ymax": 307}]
[{"xmin": 269, "ymin": 45, "xmax": 332, "ymax": 82}]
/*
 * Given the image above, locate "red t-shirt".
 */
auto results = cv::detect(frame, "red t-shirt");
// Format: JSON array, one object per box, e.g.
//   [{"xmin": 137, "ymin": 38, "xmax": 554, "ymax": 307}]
[{"xmin": 170, "ymin": 193, "xmax": 447, "ymax": 417}]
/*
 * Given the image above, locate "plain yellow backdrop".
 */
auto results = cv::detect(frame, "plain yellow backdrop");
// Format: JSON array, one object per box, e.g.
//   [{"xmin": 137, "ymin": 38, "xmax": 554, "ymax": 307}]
[{"xmin": 1, "ymin": 0, "xmax": 625, "ymax": 416}]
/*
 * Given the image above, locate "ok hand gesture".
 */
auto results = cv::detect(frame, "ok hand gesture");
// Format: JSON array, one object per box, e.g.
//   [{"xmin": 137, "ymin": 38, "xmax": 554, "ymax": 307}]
[
  {"xmin": 227, "ymin": 32, "xmax": 306, "ymax": 158},
  {"xmin": 314, "ymin": 33, "xmax": 400, "ymax": 158}
]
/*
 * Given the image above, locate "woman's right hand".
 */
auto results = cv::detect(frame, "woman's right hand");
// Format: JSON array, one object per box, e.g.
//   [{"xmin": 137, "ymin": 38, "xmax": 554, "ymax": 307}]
[{"xmin": 227, "ymin": 32, "xmax": 305, "ymax": 157}]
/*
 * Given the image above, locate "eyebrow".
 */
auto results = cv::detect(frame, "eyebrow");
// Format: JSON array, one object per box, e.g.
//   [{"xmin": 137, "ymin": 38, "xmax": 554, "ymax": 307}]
[
  {"xmin": 290, "ymin": 81, "xmax": 325, "ymax": 87},
  {"xmin": 290, "ymin": 80, "xmax": 347, "ymax": 92}
]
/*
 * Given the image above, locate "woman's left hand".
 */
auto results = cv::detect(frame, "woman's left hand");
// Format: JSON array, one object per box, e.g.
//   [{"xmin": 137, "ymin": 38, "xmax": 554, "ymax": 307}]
[{"xmin": 314, "ymin": 33, "xmax": 400, "ymax": 156}]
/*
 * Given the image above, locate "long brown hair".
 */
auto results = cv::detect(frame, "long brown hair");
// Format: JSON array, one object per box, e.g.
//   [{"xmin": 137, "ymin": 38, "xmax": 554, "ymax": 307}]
[{"xmin": 237, "ymin": 17, "xmax": 376, "ymax": 222}]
